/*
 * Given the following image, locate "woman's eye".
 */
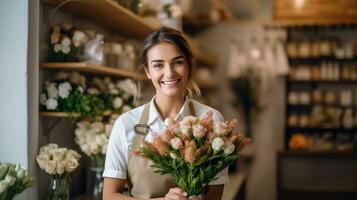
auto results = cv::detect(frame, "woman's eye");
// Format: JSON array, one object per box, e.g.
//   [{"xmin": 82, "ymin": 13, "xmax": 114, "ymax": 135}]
[
  {"xmin": 174, "ymin": 60, "xmax": 184, "ymax": 65},
  {"xmin": 153, "ymin": 64, "xmax": 163, "ymax": 68}
]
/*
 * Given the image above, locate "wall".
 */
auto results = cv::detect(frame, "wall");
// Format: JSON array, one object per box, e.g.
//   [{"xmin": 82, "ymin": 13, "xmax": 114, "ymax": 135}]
[{"xmin": 0, "ymin": 0, "xmax": 28, "ymax": 166}]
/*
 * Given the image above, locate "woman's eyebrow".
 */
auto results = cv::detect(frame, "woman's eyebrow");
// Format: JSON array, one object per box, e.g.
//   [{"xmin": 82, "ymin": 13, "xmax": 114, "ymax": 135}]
[
  {"xmin": 171, "ymin": 56, "xmax": 184, "ymax": 61},
  {"xmin": 150, "ymin": 59, "xmax": 164, "ymax": 64}
]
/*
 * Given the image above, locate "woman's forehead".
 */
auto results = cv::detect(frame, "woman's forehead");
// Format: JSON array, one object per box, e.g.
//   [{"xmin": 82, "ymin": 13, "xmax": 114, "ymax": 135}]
[{"xmin": 147, "ymin": 42, "xmax": 183, "ymax": 61}]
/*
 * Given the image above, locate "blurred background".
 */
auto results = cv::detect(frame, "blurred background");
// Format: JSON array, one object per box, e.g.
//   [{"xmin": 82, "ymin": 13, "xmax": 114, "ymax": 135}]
[{"xmin": 1, "ymin": 0, "xmax": 357, "ymax": 199}]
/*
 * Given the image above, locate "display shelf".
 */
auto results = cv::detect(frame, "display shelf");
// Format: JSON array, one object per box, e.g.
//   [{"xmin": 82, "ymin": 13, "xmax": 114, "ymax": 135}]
[
  {"xmin": 288, "ymin": 80, "xmax": 357, "ymax": 84},
  {"xmin": 40, "ymin": 111, "xmax": 81, "ymax": 118},
  {"xmin": 41, "ymin": 62, "xmax": 147, "ymax": 80},
  {"xmin": 287, "ymin": 127, "xmax": 357, "ymax": 132},
  {"xmin": 288, "ymin": 104, "xmax": 357, "ymax": 109},
  {"xmin": 278, "ymin": 150, "xmax": 357, "ymax": 158},
  {"xmin": 43, "ymin": 0, "xmax": 216, "ymax": 67},
  {"xmin": 43, "ymin": 0, "xmax": 157, "ymax": 39}
]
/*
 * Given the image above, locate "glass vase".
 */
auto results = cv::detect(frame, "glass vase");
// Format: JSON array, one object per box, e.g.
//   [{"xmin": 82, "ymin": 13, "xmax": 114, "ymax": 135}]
[
  {"xmin": 48, "ymin": 175, "xmax": 70, "ymax": 200},
  {"xmin": 90, "ymin": 167, "xmax": 104, "ymax": 200}
]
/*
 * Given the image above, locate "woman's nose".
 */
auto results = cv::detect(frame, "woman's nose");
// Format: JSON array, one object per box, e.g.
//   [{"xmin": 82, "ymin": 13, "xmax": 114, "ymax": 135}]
[{"xmin": 164, "ymin": 64, "xmax": 175, "ymax": 77}]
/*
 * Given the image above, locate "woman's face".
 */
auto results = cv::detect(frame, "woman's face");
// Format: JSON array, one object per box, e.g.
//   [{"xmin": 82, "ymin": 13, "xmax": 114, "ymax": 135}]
[{"xmin": 145, "ymin": 42, "xmax": 190, "ymax": 98}]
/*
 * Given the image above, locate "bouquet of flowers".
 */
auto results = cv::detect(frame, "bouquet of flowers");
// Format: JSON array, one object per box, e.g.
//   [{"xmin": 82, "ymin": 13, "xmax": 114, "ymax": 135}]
[
  {"xmin": 135, "ymin": 112, "xmax": 251, "ymax": 198},
  {"xmin": 74, "ymin": 114, "xmax": 117, "ymax": 168},
  {"xmin": 36, "ymin": 144, "xmax": 81, "ymax": 200},
  {"xmin": 0, "ymin": 163, "xmax": 35, "ymax": 200},
  {"xmin": 48, "ymin": 25, "xmax": 88, "ymax": 62},
  {"xmin": 88, "ymin": 77, "xmax": 138, "ymax": 115}
]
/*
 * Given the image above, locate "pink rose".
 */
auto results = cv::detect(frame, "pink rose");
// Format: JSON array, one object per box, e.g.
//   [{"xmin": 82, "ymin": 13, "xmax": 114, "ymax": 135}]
[
  {"xmin": 214, "ymin": 122, "xmax": 229, "ymax": 136},
  {"xmin": 170, "ymin": 138, "xmax": 183, "ymax": 150},
  {"xmin": 192, "ymin": 125, "xmax": 206, "ymax": 138},
  {"xmin": 180, "ymin": 116, "xmax": 199, "ymax": 126}
]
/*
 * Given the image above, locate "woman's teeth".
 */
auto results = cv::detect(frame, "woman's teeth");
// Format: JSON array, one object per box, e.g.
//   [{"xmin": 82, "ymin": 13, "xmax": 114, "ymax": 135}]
[{"xmin": 161, "ymin": 79, "xmax": 180, "ymax": 86}]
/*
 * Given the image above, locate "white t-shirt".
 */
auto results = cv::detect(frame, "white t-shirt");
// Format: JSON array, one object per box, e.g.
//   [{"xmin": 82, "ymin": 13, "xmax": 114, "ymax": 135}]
[{"xmin": 103, "ymin": 97, "xmax": 229, "ymax": 185}]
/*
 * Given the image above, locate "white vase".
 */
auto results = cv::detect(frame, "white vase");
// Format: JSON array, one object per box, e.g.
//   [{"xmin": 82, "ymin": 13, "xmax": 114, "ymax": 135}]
[
  {"xmin": 80, "ymin": 34, "xmax": 104, "ymax": 65},
  {"xmin": 188, "ymin": 194, "xmax": 203, "ymax": 200}
]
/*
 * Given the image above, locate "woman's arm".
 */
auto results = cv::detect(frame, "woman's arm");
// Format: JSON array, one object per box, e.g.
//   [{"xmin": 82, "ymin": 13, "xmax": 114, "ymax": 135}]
[
  {"xmin": 103, "ymin": 177, "xmax": 139, "ymax": 200},
  {"xmin": 204, "ymin": 185, "xmax": 224, "ymax": 200},
  {"xmin": 103, "ymin": 177, "xmax": 187, "ymax": 200}
]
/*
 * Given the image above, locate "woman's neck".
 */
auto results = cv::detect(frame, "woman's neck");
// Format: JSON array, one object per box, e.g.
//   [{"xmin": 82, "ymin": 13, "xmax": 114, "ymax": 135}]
[{"xmin": 154, "ymin": 94, "xmax": 185, "ymax": 120}]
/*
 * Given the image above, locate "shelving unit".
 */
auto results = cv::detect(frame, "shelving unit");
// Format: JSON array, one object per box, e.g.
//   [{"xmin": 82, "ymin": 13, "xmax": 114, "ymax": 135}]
[
  {"xmin": 41, "ymin": 62, "xmax": 147, "ymax": 80},
  {"xmin": 43, "ymin": 0, "xmax": 215, "ymax": 67},
  {"xmin": 39, "ymin": 111, "xmax": 81, "ymax": 118},
  {"xmin": 278, "ymin": 23, "xmax": 357, "ymax": 200}
]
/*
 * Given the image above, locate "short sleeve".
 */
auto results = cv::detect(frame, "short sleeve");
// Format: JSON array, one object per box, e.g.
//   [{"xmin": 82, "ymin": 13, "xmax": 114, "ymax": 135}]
[{"xmin": 103, "ymin": 118, "xmax": 128, "ymax": 179}]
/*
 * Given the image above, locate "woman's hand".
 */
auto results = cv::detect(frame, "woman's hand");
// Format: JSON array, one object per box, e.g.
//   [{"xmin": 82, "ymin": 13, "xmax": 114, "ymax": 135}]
[{"xmin": 164, "ymin": 187, "xmax": 188, "ymax": 200}]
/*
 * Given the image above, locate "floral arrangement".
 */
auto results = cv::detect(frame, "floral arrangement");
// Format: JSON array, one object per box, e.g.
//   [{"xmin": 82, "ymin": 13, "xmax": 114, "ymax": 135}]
[
  {"xmin": 39, "ymin": 71, "xmax": 94, "ymax": 118},
  {"xmin": 40, "ymin": 71, "xmax": 138, "ymax": 120},
  {"xmin": 49, "ymin": 25, "xmax": 88, "ymax": 62},
  {"xmin": 87, "ymin": 77, "xmax": 138, "ymax": 115},
  {"xmin": 74, "ymin": 114, "xmax": 117, "ymax": 168},
  {"xmin": 36, "ymin": 144, "xmax": 81, "ymax": 200},
  {"xmin": 0, "ymin": 163, "xmax": 35, "ymax": 200},
  {"xmin": 36, "ymin": 144, "xmax": 81, "ymax": 176},
  {"xmin": 135, "ymin": 112, "xmax": 251, "ymax": 198}
]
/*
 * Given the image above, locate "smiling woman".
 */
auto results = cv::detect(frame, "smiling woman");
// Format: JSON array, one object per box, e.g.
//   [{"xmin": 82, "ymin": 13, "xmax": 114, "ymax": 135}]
[{"xmin": 102, "ymin": 27, "xmax": 228, "ymax": 200}]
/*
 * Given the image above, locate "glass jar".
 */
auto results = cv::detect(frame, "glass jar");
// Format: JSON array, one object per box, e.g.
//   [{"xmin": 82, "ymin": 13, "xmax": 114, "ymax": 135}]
[
  {"xmin": 48, "ymin": 175, "xmax": 70, "ymax": 200},
  {"xmin": 91, "ymin": 167, "xmax": 104, "ymax": 200}
]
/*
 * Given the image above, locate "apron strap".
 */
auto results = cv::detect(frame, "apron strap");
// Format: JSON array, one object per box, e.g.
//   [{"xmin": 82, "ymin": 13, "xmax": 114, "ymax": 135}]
[
  {"xmin": 132, "ymin": 103, "xmax": 150, "ymax": 152},
  {"xmin": 188, "ymin": 101, "xmax": 196, "ymax": 116}
]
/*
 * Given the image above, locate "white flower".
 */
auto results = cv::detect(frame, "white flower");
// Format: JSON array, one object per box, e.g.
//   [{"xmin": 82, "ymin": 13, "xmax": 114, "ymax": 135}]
[
  {"xmin": 54, "ymin": 43, "xmax": 62, "ymax": 52},
  {"xmin": 80, "ymin": 144, "xmax": 91, "ymax": 156},
  {"xmin": 47, "ymin": 83, "xmax": 58, "ymax": 99},
  {"xmin": 52, "ymin": 148, "xmax": 67, "ymax": 161},
  {"xmin": 180, "ymin": 125, "xmax": 191, "ymax": 136},
  {"xmin": 72, "ymin": 30, "xmax": 87, "ymax": 47},
  {"xmin": 214, "ymin": 122, "xmax": 228, "ymax": 136},
  {"xmin": 170, "ymin": 138, "xmax": 183, "ymax": 150},
  {"xmin": 224, "ymin": 143, "xmax": 235, "ymax": 155},
  {"xmin": 40, "ymin": 93, "xmax": 47, "ymax": 105},
  {"xmin": 16, "ymin": 168, "xmax": 26, "ymax": 179},
  {"xmin": 69, "ymin": 72, "xmax": 85, "ymax": 86},
  {"xmin": 39, "ymin": 143, "xmax": 58, "ymax": 154},
  {"xmin": 61, "ymin": 36, "xmax": 71, "ymax": 47},
  {"xmin": 212, "ymin": 137, "xmax": 225, "ymax": 151},
  {"xmin": 95, "ymin": 135, "xmax": 108, "ymax": 146},
  {"xmin": 109, "ymin": 88, "xmax": 119, "ymax": 95},
  {"xmin": 45, "ymin": 160, "xmax": 57, "ymax": 175},
  {"xmin": 122, "ymin": 105, "xmax": 131, "ymax": 113},
  {"xmin": 113, "ymin": 97, "xmax": 123, "ymax": 109},
  {"xmin": 170, "ymin": 152, "xmax": 177, "ymax": 159},
  {"xmin": 65, "ymin": 149, "xmax": 81, "ymax": 161},
  {"xmin": 45, "ymin": 98, "xmax": 58, "ymax": 110},
  {"xmin": 56, "ymin": 161, "xmax": 67, "ymax": 175},
  {"xmin": 65, "ymin": 158, "xmax": 79, "ymax": 172},
  {"xmin": 78, "ymin": 86, "xmax": 84, "ymax": 93},
  {"xmin": 58, "ymin": 82, "xmax": 72, "ymax": 99},
  {"xmin": 0, "ymin": 181, "xmax": 8, "ymax": 193},
  {"xmin": 4, "ymin": 175, "xmax": 16, "ymax": 186},
  {"xmin": 116, "ymin": 79, "xmax": 138, "ymax": 96},
  {"xmin": 91, "ymin": 122, "xmax": 104, "ymax": 133},
  {"xmin": 62, "ymin": 45, "xmax": 71, "ymax": 54},
  {"xmin": 87, "ymin": 87, "xmax": 100, "ymax": 95},
  {"xmin": 101, "ymin": 143, "xmax": 108, "ymax": 154},
  {"xmin": 89, "ymin": 143, "xmax": 99, "ymax": 155}
]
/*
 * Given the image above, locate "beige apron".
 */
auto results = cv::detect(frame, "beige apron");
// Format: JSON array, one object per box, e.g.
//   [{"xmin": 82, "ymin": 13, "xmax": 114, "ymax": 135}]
[{"xmin": 127, "ymin": 101, "xmax": 196, "ymax": 198}]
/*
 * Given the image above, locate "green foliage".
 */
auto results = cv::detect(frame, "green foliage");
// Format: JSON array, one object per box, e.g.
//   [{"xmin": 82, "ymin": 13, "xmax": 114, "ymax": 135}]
[{"xmin": 140, "ymin": 146, "xmax": 239, "ymax": 196}]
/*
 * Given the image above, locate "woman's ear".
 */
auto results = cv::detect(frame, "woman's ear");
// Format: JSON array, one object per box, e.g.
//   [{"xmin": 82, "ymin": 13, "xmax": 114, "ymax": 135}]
[{"xmin": 144, "ymin": 66, "xmax": 151, "ymax": 79}]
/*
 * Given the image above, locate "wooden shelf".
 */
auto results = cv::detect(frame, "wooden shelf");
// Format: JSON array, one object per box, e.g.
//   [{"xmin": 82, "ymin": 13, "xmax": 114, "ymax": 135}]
[
  {"xmin": 264, "ymin": 20, "xmax": 357, "ymax": 28},
  {"xmin": 278, "ymin": 150, "xmax": 357, "ymax": 158},
  {"xmin": 288, "ymin": 80, "xmax": 357, "ymax": 84},
  {"xmin": 41, "ymin": 62, "xmax": 147, "ymax": 80},
  {"xmin": 287, "ymin": 127, "xmax": 357, "ymax": 132},
  {"xmin": 43, "ymin": 0, "xmax": 215, "ymax": 67},
  {"xmin": 40, "ymin": 111, "xmax": 81, "ymax": 118},
  {"xmin": 222, "ymin": 172, "xmax": 246, "ymax": 200},
  {"xmin": 288, "ymin": 104, "xmax": 357, "ymax": 109},
  {"xmin": 43, "ymin": 0, "xmax": 158, "ymax": 39}
]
